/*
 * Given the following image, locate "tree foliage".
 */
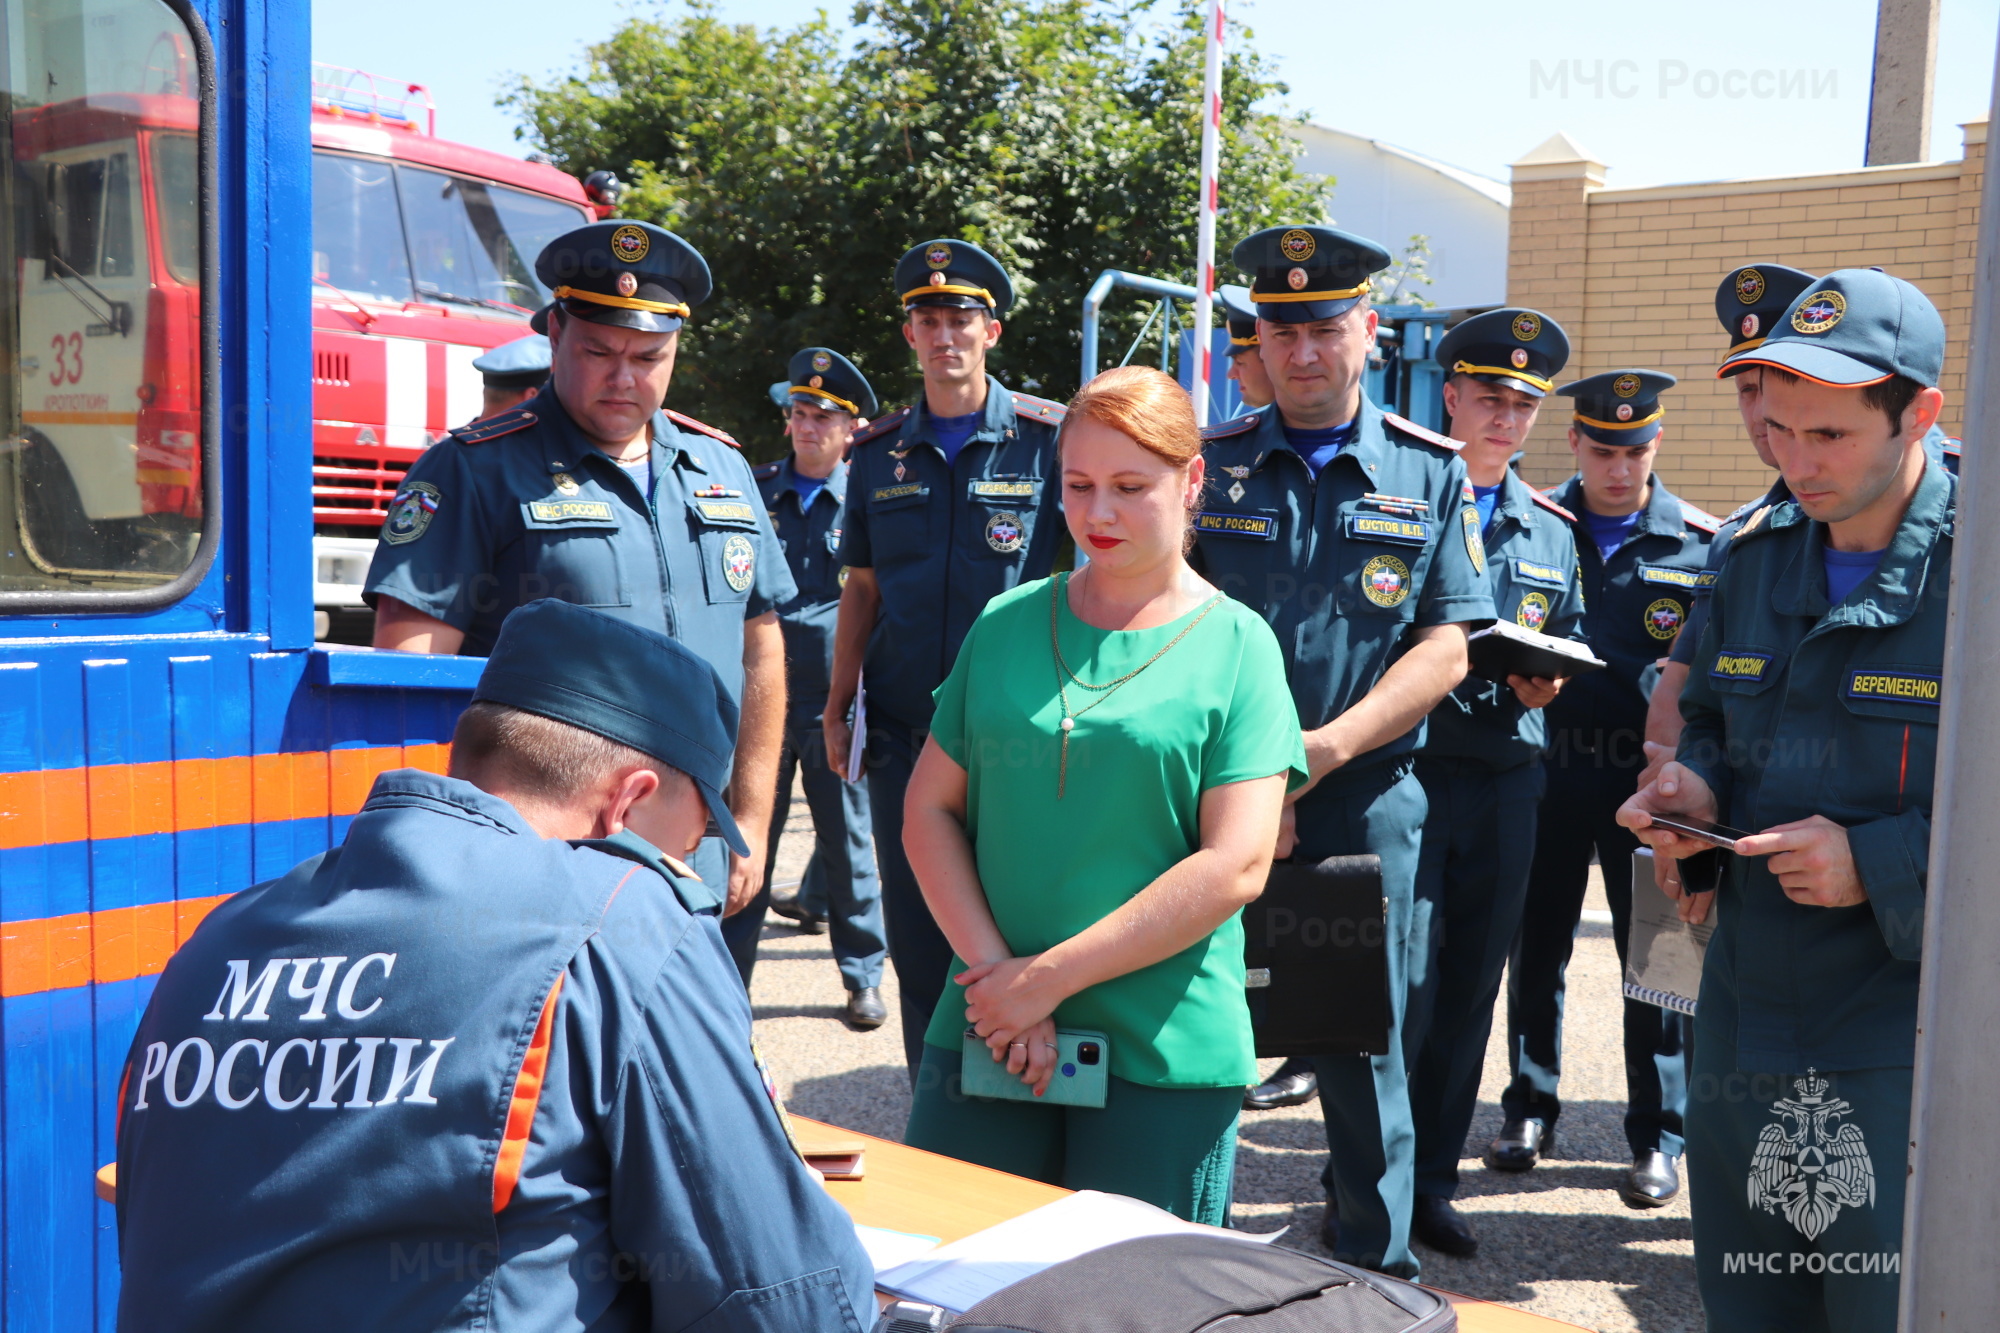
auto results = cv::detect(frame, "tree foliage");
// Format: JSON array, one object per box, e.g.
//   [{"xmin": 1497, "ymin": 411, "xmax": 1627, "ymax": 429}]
[{"xmin": 507, "ymin": 0, "xmax": 1328, "ymax": 455}]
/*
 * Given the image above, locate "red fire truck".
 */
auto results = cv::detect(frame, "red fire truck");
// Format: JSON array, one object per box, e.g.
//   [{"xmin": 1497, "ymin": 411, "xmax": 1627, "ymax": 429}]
[{"xmin": 304, "ymin": 65, "xmax": 608, "ymax": 640}]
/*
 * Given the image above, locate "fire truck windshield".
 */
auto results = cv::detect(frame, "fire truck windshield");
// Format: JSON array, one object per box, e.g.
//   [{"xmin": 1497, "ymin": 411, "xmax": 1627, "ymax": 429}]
[
  {"xmin": 313, "ymin": 150, "xmax": 587, "ymax": 312},
  {"xmin": 1, "ymin": 0, "xmax": 208, "ymax": 596}
]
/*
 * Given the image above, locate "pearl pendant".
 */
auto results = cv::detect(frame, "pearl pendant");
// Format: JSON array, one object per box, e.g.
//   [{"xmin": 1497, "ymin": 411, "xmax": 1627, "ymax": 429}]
[{"xmin": 1060, "ymin": 717, "xmax": 1075, "ymax": 732}]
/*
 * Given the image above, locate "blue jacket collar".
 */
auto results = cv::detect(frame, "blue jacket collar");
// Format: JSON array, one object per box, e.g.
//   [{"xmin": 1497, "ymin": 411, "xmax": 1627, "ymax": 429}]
[
  {"xmin": 1254, "ymin": 394, "xmax": 1387, "ymax": 478},
  {"xmin": 1489, "ymin": 466, "xmax": 1541, "ymax": 532},
  {"xmin": 1550, "ymin": 472, "xmax": 1685, "ymax": 541},
  {"xmin": 909, "ymin": 376, "xmax": 1013, "ymax": 453},
  {"xmin": 362, "ymin": 768, "xmax": 538, "ymax": 836},
  {"xmin": 534, "ymin": 388, "xmax": 704, "ymax": 478},
  {"xmin": 774, "ymin": 455, "xmax": 847, "ymax": 509}
]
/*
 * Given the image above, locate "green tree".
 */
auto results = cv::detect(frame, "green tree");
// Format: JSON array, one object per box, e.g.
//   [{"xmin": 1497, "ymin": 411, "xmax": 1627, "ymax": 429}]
[{"xmin": 507, "ymin": 0, "xmax": 1329, "ymax": 455}]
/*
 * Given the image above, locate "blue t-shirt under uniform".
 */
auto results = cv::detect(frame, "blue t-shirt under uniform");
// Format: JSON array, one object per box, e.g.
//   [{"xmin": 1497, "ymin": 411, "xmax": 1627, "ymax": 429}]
[
  {"xmin": 1472, "ymin": 483, "xmax": 1502, "ymax": 537},
  {"xmin": 1582, "ymin": 507, "xmax": 1642, "ymax": 564},
  {"xmin": 792, "ymin": 470, "xmax": 829, "ymax": 511},
  {"xmin": 931, "ymin": 411, "xmax": 983, "ymax": 466},
  {"xmin": 1284, "ymin": 420, "xmax": 1358, "ymax": 478},
  {"xmin": 1824, "ymin": 546, "xmax": 1886, "ymax": 605}
]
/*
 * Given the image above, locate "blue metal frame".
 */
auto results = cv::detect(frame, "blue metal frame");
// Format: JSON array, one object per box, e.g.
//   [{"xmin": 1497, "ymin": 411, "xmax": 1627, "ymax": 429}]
[{"xmin": 0, "ymin": 3, "xmax": 480, "ymax": 1324}]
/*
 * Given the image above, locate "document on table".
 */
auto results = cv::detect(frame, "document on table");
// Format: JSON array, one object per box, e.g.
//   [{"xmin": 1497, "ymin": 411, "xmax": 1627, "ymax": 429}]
[
  {"xmin": 1624, "ymin": 849, "xmax": 1715, "ymax": 1015},
  {"xmin": 873, "ymin": 1190, "xmax": 1282, "ymax": 1313},
  {"xmin": 845, "ymin": 678, "xmax": 867, "ymax": 783},
  {"xmin": 855, "ymin": 1223, "xmax": 940, "ymax": 1275}
]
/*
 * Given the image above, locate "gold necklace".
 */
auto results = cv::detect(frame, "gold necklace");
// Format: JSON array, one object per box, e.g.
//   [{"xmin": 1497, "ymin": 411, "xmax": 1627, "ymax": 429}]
[{"xmin": 1049, "ymin": 572, "xmax": 1223, "ymax": 798}]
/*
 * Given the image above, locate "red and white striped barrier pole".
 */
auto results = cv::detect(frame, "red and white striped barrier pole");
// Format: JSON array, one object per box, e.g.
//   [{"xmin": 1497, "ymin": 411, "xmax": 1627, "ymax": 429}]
[{"xmin": 1190, "ymin": 0, "xmax": 1224, "ymax": 427}]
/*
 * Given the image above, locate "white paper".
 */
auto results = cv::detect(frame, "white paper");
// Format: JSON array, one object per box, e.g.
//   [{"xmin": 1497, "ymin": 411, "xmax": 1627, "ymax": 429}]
[
  {"xmin": 873, "ymin": 1190, "xmax": 1275, "ymax": 1313},
  {"xmin": 1624, "ymin": 849, "xmax": 1715, "ymax": 1014},
  {"xmin": 855, "ymin": 1222, "xmax": 940, "ymax": 1275},
  {"xmin": 845, "ymin": 677, "xmax": 867, "ymax": 784}
]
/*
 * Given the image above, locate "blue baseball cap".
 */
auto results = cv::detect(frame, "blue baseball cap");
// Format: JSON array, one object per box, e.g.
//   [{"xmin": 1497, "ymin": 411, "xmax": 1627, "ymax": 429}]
[
  {"xmin": 472, "ymin": 600, "xmax": 748, "ymax": 856},
  {"xmin": 1718, "ymin": 267, "xmax": 1945, "ymax": 388}
]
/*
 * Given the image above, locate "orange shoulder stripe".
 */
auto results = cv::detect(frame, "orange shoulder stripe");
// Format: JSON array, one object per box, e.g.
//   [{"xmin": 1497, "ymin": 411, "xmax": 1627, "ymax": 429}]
[{"xmin": 493, "ymin": 974, "xmax": 564, "ymax": 1213}]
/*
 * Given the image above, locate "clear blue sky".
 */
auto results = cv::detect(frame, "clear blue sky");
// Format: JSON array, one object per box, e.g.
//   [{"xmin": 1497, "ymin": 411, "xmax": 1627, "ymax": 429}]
[{"xmin": 313, "ymin": 0, "xmax": 2000, "ymax": 190}]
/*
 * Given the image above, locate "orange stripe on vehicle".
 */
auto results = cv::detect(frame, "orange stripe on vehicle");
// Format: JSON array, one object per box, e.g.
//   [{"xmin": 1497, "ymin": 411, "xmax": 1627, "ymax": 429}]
[
  {"xmin": 0, "ymin": 894, "xmax": 230, "ymax": 998},
  {"xmin": 493, "ymin": 974, "xmax": 565, "ymax": 1213},
  {"xmin": 0, "ymin": 744, "xmax": 452, "ymax": 851}
]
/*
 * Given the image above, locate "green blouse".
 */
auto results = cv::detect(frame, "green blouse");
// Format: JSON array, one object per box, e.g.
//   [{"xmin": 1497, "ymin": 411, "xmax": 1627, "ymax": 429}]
[{"xmin": 922, "ymin": 574, "xmax": 1307, "ymax": 1088}]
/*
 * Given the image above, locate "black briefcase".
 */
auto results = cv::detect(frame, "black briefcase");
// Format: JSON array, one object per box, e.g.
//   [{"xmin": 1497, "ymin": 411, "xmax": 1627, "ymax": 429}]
[{"xmin": 1242, "ymin": 854, "xmax": 1391, "ymax": 1058}]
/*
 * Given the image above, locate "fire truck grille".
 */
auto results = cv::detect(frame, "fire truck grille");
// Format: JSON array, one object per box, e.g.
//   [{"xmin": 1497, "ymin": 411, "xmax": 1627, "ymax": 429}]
[{"xmin": 313, "ymin": 456, "xmax": 415, "ymax": 529}]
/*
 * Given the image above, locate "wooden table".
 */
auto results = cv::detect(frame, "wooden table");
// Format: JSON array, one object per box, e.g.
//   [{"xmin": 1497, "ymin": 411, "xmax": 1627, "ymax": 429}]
[{"xmin": 796, "ymin": 1117, "xmax": 1587, "ymax": 1332}]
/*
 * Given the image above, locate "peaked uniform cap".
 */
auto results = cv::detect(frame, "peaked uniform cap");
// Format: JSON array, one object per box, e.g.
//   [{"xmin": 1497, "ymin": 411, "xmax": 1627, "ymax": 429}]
[
  {"xmin": 531, "ymin": 221, "xmax": 711, "ymax": 336},
  {"xmin": 1219, "ymin": 284, "xmax": 1260, "ymax": 349},
  {"xmin": 1714, "ymin": 264, "xmax": 1816, "ymax": 359},
  {"xmin": 1717, "ymin": 266, "xmax": 1945, "ymax": 388},
  {"xmin": 787, "ymin": 347, "xmax": 878, "ymax": 419},
  {"xmin": 472, "ymin": 599, "xmax": 749, "ymax": 856},
  {"xmin": 1231, "ymin": 225, "xmax": 1391, "ymax": 324},
  {"xmin": 895, "ymin": 239, "xmax": 1013, "ymax": 314},
  {"xmin": 472, "ymin": 334, "xmax": 552, "ymax": 390},
  {"xmin": 1558, "ymin": 369, "xmax": 1677, "ymax": 446},
  {"xmin": 1436, "ymin": 308, "xmax": 1571, "ymax": 398}
]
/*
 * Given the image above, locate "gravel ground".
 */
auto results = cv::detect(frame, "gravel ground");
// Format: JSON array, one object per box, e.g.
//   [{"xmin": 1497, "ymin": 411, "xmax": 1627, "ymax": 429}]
[{"xmin": 752, "ymin": 785, "xmax": 1703, "ymax": 1332}]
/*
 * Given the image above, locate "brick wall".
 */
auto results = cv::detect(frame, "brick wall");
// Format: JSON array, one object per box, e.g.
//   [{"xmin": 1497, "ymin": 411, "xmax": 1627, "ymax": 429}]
[{"xmin": 1505, "ymin": 122, "xmax": 1986, "ymax": 517}]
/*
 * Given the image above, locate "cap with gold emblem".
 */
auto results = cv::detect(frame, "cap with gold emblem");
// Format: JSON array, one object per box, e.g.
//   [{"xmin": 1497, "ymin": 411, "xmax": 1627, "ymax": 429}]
[
  {"xmin": 1231, "ymin": 225, "xmax": 1392, "ymax": 324},
  {"xmin": 529, "ymin": 220, "xmax": 712, "ymax": 335},
  {"xmin": 1219, "ymin": 284, "xmax": 1259, "ymax": 353},
  {"xmin": 1435, "ymin": 308, "xmax": 1571, "ymax": 399},
  {"xmin": 894, "ymin": 238, "xmax": 1014, "ymax": 315},
  {"xmin": 1717, "ymin": 267, "xmax": 1945, "ymax": 388},
  {"xmin": 786, "ymin": 347, "xmax": 878, "ymax": 418},
  {"xmin": 1558, "ymin": 370, "xmax": 1677, "ymax": 446},
  {"xmin": 1713, "ymin": 264, "xmax": 1815, "ymax": 359}
]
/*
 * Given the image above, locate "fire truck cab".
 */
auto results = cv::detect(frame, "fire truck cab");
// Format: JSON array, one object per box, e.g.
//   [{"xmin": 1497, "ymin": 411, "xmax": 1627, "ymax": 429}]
[{"xmin": 305, "ymin": 66, "xmax": 600, "ymax": 641}]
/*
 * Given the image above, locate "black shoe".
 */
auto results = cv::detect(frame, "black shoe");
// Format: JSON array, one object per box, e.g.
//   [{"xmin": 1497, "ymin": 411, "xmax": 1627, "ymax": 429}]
[
  {"xmin": 844, "ymin": 987, "xmax": 887, "ymax": 1030},
  {"xmin": 769, "ymin": 896, "xmax": 825, "ymax": 932},
  {"xmin": 1618, "ymin": 1150, "xmax": 1680, "ymax": 1209},
  {"xmin": 1411, "ymin": 1195, "xmax": 1479, "ymax": 1258},
  {"xmin": 1244, "ymin": 1061, "xmax": 1319, "ymax": 1111},
  {"xmin": 1484, "ymin": 1118, "xmax": 1553, "ymax": 1172}
]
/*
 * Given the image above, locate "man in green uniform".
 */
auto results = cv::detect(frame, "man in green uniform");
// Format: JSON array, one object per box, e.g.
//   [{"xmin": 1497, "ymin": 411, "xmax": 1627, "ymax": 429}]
[{"xmin": 1622, "ymin": 267, "xmax": 1951, "ymax": 1333}]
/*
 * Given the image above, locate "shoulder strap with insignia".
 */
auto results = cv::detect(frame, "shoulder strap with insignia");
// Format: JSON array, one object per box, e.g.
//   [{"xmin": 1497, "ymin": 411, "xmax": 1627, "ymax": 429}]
[
  {"xmin": 1009, "ymin": 391, "xmax": 1067, "ymax": 425},
  {"xmin": 752, "ymin": 461, "xmax": 781, "ymax": 480},
  {"xmin": 449, "ymin": 406, "xmax": 539, "ymax": 446},
  {"xmin": 849, "ymin": 405, "xmax": 911, "ymax": 448},
  {"xmin": 1732, "ymin": 504, "xmax": 1776, "ymax": 542},
  {"xmin": 1531, "ymin": 490, "xmax": 1578, "ymax": 523},
  {"xmin": 1678, "ymin": 499, "xmax": 1721, "ymax": 534},
  {"xmin": 1200, "ymin": 411, "xmax": 1262, "ymax": 442},
  {"xmin": 1382, "ymin": 411, "xmax": 1464, "ymax": 452},
  {"xmin": 665, "ymin": 408, "xmax": 740, "ymax": 450}
]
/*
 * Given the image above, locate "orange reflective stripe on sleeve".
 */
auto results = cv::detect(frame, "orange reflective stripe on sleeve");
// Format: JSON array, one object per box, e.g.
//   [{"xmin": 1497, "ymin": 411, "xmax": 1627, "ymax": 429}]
[{"xmin": 493, "ymin": 974, "xmax": 564, "ymax": 1213}]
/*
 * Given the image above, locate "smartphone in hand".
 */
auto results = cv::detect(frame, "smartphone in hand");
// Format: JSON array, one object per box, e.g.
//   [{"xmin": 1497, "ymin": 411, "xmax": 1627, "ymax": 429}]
[{"xmin": 1645, "ymin": 813, "xmax": 1752, "ymax": 851}]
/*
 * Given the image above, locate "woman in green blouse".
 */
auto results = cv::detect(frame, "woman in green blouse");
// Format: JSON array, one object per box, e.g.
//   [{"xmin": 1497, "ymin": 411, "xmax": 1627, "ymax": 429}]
[{"xmin": 902, "ymin": 365, "xmax": 1305, "ymax": 1223}]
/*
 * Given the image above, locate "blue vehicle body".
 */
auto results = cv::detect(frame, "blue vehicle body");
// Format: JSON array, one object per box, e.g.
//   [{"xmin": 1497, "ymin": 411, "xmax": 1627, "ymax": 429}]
[{"xmin": 0, "ymin": 2, "xmax": 480, "ymax": 1324}]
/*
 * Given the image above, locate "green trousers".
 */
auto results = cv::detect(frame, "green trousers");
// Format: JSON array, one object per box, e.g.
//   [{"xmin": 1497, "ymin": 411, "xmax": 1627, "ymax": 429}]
[{"xmin": 904, "ymin": 1043, "xmax": 1241, "ymax": 1226}]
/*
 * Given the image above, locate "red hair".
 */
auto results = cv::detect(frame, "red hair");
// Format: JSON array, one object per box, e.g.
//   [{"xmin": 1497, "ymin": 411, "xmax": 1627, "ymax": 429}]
[{"xmin": 1060, "ymin": 366, "xmax": 1200, "ymax": 468}]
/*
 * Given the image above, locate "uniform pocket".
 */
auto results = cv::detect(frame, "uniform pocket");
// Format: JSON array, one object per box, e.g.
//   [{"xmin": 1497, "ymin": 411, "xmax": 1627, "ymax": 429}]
[
  {"xmin": 866, "ymin": 484, "xmax": 931, "ymax": 566},
  {"xmin": 517, "ymin": 504, "xmax": 628, "ymax": 608},
  {"xmin": 682, "ymin": 1266, "xmax": 861, "ymax": 1333},
  {"xmin": 967, "ymin": 480, "xmax": 1043, "ymax": 559},
  {"xmin": 684, "ymin": 498, "xmax": 761, "ymax": 606}
]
